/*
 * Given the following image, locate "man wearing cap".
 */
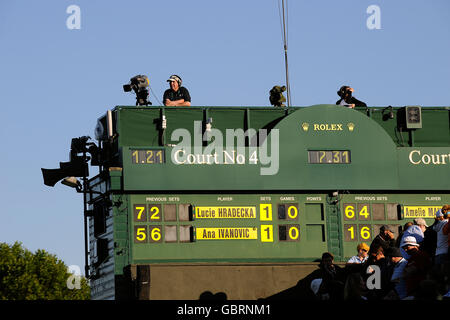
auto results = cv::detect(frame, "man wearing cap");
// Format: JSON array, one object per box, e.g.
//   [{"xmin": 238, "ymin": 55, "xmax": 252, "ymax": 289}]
[
  {"xmin": 371, "ymin": 225, "xmax": 395, "ymax": 251},
  {"xmin": 400, "ymin": 218, "xmax": 427, "ymax": 259},
  {"xmin": 401, "ymin": 236, "xmax": 431, "ymax": 298},
  {"xmin": 387, "ymin": 247, "xmax": 408, "ymax": 299},
  {"xmin": 163, "ymin": 75, "xmax": 191, "ymax": 106}
]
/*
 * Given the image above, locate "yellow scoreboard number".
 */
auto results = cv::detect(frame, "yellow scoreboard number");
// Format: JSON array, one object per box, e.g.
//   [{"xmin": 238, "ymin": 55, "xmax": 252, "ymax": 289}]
[
  {"xmin": 343, "ymin": 203, "xmax": 372, "ymax": 241},
  {"xmin": 279, "ymin": 225, "xmax": 300, "ymax": 241},
  {"xmin": 278, "ymin": 204, "xmax": 299, "ymax": 220},
  {"xmin": 261, "ymin": 225, "xmax": 273, "ymax": 242},
  {"xmin": 133, "ymin": 204, "xmax": 161, "ymax": 222},
  {"xmin": 148, "ymin": 226, "xmax": 162, "ymax": 243},
  {"xmin": 343, "ymin": 203, "xmax": 371, "ymax": 220},
  {"xmin": 134, "ymin": 226, "xmax": 147, "ymax": 243},
  {"xmin": 134, "ymin": 225, "xmax": 163, "ymax": 243},
  {"xmin": 344, "ymin": 224, "xmax": 372, "ymax": 241},
  {"xmin": 260, "ymin": 204, "xmax": 272, "ymax": 221}
]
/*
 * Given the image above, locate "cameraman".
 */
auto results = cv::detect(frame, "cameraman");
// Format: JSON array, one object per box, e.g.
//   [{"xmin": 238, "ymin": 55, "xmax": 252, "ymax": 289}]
[
  {"xmin": 336, "ymin": 85, "xmax": 367, "ymax": 109},
  {"xmin": 163, "ymin": 75, "xmax": 191, "ymax": 106}
]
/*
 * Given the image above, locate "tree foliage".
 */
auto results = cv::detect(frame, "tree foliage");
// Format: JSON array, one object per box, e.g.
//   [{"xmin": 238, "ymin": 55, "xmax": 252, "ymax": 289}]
[{"xmin": 0, "ymin": 242, "xmax": 90, "ymax": 300}]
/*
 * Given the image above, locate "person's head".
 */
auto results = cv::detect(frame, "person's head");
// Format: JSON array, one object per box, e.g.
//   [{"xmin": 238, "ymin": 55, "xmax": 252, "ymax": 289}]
[
  {"xmin": 337, "ymin": 85, "xmax": 354, "ymax": 98},
  {"xmin": 413, "ymin": 218, "xmax": 428, "ymax": 232},
  {"xmin": 442, "ymin": 205, "xmax": 450, "ymax": 218},
  {"xmin": 435, "ymin": 209, "xmax": 444, "ymax": 221},
  {"xmin": 369, "ymin": 243, "xmax": 385, "ymax": 261},
  {"xmin": 403, "ymin": 221, "xmax": 413, "ymax": 232},
  {"xmin": 379, "ymin": 225, "xmax": 393, "ymax": 239},
  {"xmin": 402, "ymin": 236, "xmax": 420, "ymax": 255},
  {"xmin": 167, "ymin": 74, "xmax": 182, "ymax": 91},
  {"xmin": 320, "ymin": 252, "xmax": 334, "ymax": 268},
  {"xmin": 357, "ymin": 242, "xmax": 369, "ymax": 257},
  {"xmin": 387, "ymin": 247, "xmax": 403, "ymax": 264}
]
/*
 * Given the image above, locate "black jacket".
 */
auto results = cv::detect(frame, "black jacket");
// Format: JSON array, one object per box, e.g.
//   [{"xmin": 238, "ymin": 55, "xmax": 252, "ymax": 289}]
[
  {"xmin": 336, "ymin": 96, "xmax": 367, "ymax": 107},
  {"xmin": 371, "ymin": 234, "xmax": 396, "ymax": 251},
  {"xmin": 163, "ymin": 87, "xmax": 191, "ymax": 104}
]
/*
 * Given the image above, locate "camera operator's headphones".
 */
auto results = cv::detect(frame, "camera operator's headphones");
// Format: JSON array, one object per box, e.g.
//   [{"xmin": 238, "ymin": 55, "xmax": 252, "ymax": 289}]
[{"xmin": 167, "ymin": 74, "xmax": 182, "ymax": 87}]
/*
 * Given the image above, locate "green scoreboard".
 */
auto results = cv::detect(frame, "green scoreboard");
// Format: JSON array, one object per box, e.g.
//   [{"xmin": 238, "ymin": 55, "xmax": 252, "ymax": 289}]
[
  {"xmin": 85, "ymin": 104, "xmax": 450, "ymax": 299},
  {"xmin": 129, "ymin": 194, "xmax": 325, "ymax": 263}
]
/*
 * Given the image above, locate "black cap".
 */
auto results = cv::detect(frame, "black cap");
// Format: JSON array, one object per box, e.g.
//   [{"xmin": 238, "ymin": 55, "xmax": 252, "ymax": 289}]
[
  {"xmin": 386, "ymin": 247, "xmax": 402, "ymax": 258},
  {"xmin": 380, "ymin": 225, "xmax": 391, "ymax": 233}
]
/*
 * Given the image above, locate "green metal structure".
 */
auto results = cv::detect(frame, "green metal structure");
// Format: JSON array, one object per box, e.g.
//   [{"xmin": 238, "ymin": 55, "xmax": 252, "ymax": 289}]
[{"xmin": 84, "ymin": 104, "xmax": 449, "ymax": 299}]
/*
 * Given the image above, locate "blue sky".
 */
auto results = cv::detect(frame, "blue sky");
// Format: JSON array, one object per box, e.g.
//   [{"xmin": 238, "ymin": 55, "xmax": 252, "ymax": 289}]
[{"xmin": 0, "ymin": 0, "xmax": 449, "ymax": 270}]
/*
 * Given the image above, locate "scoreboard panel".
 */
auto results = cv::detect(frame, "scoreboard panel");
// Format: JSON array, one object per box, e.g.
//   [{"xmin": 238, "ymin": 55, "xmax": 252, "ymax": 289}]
[
  {"xmin": 128, "ymin": 192, "xmax": 450, "ymax": 263},
  {"xmin": 128, "ymin": 194, "xmax": 328, "ymax": 263},
  {"xmin": 83, "ymin": 105, "xmax": 450, "ymax": 299},
  {"xmin": 339, "ymin": 193, "xmax": 449, "ymax": 260}
]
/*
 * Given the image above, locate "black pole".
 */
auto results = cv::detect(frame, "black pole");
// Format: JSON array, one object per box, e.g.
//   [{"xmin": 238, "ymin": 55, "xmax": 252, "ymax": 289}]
[
  {"xmin": 82, "ymin": 150, "xmax": 90, "ymax": 278},
  {"xmin": 281, "ymin": 0, "xmax": 291, "ymax": 108}
]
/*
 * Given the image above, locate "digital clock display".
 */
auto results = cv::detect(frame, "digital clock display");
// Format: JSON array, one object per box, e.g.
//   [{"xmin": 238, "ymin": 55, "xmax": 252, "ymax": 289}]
[
  {"xmin": 131, "ymin": 149, "xmax": 165, "ymax": 164},
  {"xmin": 308, "ymin": 150, "xmax": 351, "ymax": 164}
]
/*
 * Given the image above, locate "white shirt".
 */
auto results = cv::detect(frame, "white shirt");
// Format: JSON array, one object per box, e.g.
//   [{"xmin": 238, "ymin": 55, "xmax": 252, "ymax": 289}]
[
  {"xmin": 347, "ymin": 255, "xmax": 368, "ymax": 264},
  {"xmin": 338, "ymin": 98, "xmax": 353, "ymax": 107}
]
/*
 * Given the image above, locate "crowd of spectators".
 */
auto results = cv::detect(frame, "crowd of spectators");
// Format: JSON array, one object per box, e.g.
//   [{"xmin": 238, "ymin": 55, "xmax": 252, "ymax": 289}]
[{"xmin": 307, "ymin": 205, "xmax": 450, "ymax": 300}]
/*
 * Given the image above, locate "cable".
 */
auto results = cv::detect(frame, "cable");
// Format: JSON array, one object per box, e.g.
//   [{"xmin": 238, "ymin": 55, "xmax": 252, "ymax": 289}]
[
  {"xmin": 286, "ymin": 0, "xmax": 289, "ymax": 49},
  {"xmin": 394, "ymin": 126, "xmax": 406, "ymax": 147},
  {"xmin": 149, "ymin": 85, "xmax": 163, "ymax": 106},
  {"xmin": 280, "ymin": 0, "xmax": 291, "ymax": 107},
  {"xmin": 277, "ymin": 0, "xmax": 284, "ymax": 48}
]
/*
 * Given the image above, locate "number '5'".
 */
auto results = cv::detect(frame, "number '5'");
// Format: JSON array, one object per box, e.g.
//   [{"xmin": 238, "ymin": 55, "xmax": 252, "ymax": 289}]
[{"xmin": 136, "ymin": 228, "xmax": 146, "ymax": 241}]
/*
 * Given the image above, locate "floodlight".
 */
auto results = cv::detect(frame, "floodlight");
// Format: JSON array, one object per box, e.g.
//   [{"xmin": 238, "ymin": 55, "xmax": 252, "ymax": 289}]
[{"xmin": 61, "ymin": 176, "xmax": 82, "ymax": 190}]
